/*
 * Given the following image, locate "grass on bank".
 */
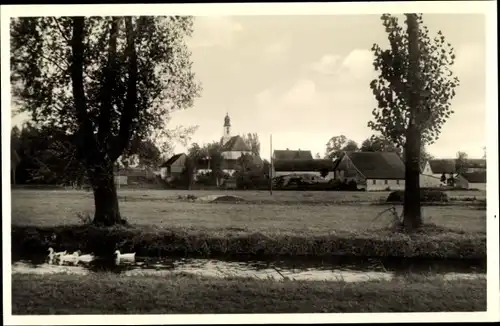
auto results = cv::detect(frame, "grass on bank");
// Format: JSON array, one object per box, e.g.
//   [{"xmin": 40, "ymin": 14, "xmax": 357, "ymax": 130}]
[
  {"xmin": 12, "ymin": 222, "xmax": 486, "ymax": 260},
  {"xmin": 11, "ymin": 273, "xmax": 486, "ymax": 314}
]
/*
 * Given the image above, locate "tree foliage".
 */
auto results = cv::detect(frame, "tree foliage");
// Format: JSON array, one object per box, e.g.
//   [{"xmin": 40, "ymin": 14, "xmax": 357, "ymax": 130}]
[
  {"xmin": 11, "ymin": 123, "xmax": 86, "ymax": 186},
  {"xmin": 324, "ymin": 135, "xmax": 359, "ymax": 160},
  {"xmin": 241, "ymin": 133, "xmax": 261, "ymax": 156},
  {"xmin": 455, "ymin": 151, "xmax": 468, "ymax": 174},
  {"xmin": 186, "ymin": 141, "xmax": 224, "ymax": 185},
  {"xmin": 368, "ymin": 14, "xmax": 460, "ymax": 148},
  {"xmin": 11, "ymin": 17, "xmax": 200, "ymax": 152},
  {"xmin": 360, "ymin": 135, "xmax": 401, "ymax": 154}
]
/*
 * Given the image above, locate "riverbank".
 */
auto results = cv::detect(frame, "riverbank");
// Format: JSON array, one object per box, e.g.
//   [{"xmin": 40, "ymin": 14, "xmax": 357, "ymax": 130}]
[
  {"xmin": 11, "ymin": 273, "xmax": 486, "ymax": 314},
  {"xmin": 11, "ymin": 223, "xmax": 486, "ymax": 261}
]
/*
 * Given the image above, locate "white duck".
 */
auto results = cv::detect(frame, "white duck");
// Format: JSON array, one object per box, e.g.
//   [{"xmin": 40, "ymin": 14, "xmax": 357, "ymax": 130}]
[
  {"xmin": 114, "ymin": 250, "xmax": 136, "ymax": 263},
  {"xmin": 58, "ymin": 251, "xmax": 80, "ymax": 265},
  {"xmin": 75, "ymin": 250, "xmax": 95, "ymax": 263},
  {"xmin": 47, "ymin": 248, "xmax": 67, "ymax": 263}
]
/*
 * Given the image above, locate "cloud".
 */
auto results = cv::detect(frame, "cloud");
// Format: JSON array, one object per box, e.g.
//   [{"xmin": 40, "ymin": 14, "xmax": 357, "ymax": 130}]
[
  {"xmin": 309, "ymin": 54, "xmax": 341, "ymax": 75},
  {"xmin": 262, "ymin": 37, "xmax": 292, "ymax": 59},
  {"xmin": 309, "ymin": 49, "xmax": 375, "ymax": 84},
  {"xmin": 188, "ymin": 16, "xmax": 243, "ymax": 49},
  {"xmin": 340, "ymin": 49, "xmax": 375, "ymax": 80}
]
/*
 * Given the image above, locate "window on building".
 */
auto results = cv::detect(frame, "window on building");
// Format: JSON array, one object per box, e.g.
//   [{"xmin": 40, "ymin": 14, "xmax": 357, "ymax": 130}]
[
  {"xmin": 384, "ymin": 180, "xmax": 388, "ymax": 185},
  {"xmin": 372, "ymin": 179, "xmax": 376, "ymax": 185}
]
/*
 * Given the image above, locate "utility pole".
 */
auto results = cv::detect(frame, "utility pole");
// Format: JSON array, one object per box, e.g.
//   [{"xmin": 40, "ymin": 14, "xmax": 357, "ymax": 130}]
[{"xmin": 269, "ymin": 134, "xmax": 273, "ymax": 196}]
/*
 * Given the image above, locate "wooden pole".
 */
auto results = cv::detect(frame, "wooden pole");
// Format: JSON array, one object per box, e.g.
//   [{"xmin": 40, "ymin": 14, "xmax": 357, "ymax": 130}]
[{"xmin": 269, "ymin": 134, "xmax": 273, "ymax": 196}]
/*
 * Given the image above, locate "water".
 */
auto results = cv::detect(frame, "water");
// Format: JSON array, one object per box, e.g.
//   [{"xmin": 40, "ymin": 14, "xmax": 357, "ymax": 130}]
[{"xmin": 11, "ymin": 256, "xmax": 486, "ymax": 283}]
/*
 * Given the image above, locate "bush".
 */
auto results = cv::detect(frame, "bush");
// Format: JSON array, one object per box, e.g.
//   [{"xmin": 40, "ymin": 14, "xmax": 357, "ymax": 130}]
[
  {"xmin": 236, "ymin": 174, "xmax": 268, "ymax": 190},
  {"xmin": 387, "ymin": 189, "xmax": 449, "ymax": 203},
  {"xmin": 195, "ymin": 173, "xmax": 213, "ymax": 187}
]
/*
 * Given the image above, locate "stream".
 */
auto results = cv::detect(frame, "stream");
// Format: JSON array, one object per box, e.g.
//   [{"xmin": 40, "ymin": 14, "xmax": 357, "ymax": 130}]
[{"xmin": 11, "ymin": 255, "xmax": 486, "ymax": 282}]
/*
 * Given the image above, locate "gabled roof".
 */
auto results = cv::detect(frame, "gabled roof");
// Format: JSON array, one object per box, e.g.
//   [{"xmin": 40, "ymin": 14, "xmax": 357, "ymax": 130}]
[
  {"xmin": 221, "ymin": 135, "xmax": 251, "ymax": 152},
  {"xmin": 428, "ymin": 158, "xmax": 487, "ymax": 174},
  {"xmin": 159, "ymin": 153, "xmax": 185, "ymax": 167},
  {"xmin": 460, "ymin": 171, "xmax": 487, "ymax": 183},
  {"xmin": 338, "ymin": 151, "xmax": 405, "ymax": 180},
  {"xmin": 273, "ymin": 149, "xmax": 313, "ymax": 160},
  {"xmin": 464, "ymin": 159, "xmax": 487, "ymax": 169},
  {"xmin": 428, "ymin": 159, "xmax": 456, "ymax": 174},
  {"xmin": 273, "ymin": 159, "xmax": 333, "ymax": 172}
]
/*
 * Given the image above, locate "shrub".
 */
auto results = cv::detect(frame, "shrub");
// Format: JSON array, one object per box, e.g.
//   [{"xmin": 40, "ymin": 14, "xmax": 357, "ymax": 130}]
[
  {"xmin": 346, "ymin": 180, "xmax": 358, "ymax": 191},
  {"xmin": 387, "ymin": 189, "xmax": 449, "ymax": 203}
]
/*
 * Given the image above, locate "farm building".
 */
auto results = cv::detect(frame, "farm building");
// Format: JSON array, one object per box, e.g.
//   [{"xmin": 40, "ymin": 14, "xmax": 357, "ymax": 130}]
[
  {"xmin": 420, "ymin": 158, "xmax": 487, "ymax": 188},
  {"xmin": 272, "ymin": 159, "xmax": 334, "ymax": 180},
  {"xmin": 333, "ymin": 151, "xmax": 405, "ymax": 191},
  {"xmin": 159, "ymin": 153, "xmax": 187, "ymax": 181},
  {"xmin": 456, "ymin": 171, "xmax": 487, "ymax": 190},
  {"xmin": 114, "ymin": 167, "xmax": 156, "ymax": 186}
]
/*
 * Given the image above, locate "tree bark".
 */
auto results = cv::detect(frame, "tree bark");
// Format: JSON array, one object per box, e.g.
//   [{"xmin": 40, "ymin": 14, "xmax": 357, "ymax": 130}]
[
  {"xmin": 403, "ymin": 124, "xmax": 423, "ymax": 230},
  {"xmin": 403, "ymin": 13, "xmax": 423, "ymax": 231},
  {"xmin": 89, "ymin": 163, "xmax": 125, "ymax": 226}
]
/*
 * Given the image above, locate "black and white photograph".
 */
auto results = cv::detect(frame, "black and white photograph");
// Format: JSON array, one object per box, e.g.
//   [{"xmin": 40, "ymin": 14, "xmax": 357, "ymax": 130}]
[{"xmin": 2, "ymin": 1, "xmax": 498, "ymax": 324}]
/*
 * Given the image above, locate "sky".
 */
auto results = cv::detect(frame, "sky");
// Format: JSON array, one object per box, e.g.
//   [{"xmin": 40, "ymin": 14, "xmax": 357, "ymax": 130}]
[{"xmin": 11, "ymin": 14, "xmax": 487, "ymax": 161}]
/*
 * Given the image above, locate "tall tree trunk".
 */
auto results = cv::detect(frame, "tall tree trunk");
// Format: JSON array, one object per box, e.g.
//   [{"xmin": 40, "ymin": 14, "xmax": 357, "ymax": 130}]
[
  {"xmin": 403, "ymin": 124, "xmax": 422, "ymax": 230},
  {"xmin": 403, "ymin": 13, "xmax": 423, "ymax": 231},
  {"xmin": 89, "ymin": 162, "xmax": 125, "ymax": 226}
]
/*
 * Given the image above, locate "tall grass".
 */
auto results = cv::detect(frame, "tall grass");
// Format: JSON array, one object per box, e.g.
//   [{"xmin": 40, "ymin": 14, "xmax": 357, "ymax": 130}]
[{"xmin": 11, "ymin": 273, "xmax": 486, "ymax": 314}]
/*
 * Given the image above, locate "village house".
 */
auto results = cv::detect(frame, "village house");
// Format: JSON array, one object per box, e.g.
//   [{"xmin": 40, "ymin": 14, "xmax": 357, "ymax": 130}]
[
  {"xmin": 159, "ymin": 153, "xmax": 187, "ymax": 181},
  {"xmin": 332, "ymin": 151, "xmax": 405, "ymax": 191},
  {"xmin": 455, "ymin": 171, "xmax": 487, "ymax": 191},
  {"xmin": 420, "ymin": 158, "xmax": 487, "ymax": 188},
  {"xmin": 272, "ymin": 149, "xmax": 334, "ymax": 180}
]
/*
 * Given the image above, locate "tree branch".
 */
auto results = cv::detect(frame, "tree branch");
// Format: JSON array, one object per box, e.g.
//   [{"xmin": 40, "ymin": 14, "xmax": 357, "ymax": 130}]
[
  {"xmin": 98, "ymin": 17, "xmax": 120, "ymax": 154},
  {"xmin": 110, "ymin": 17, "xmax": 138, "ymax": 161},
  {"xmin": 51, "ymin": 17, "xmax": 70, "ymax": 43},
  {"xmin": 70, "ymin": 17, "xmax": 98, "ymax": 161},
  {"xmin": 39, "ymin": 52, "xmax": 68, "ymax": 73}
]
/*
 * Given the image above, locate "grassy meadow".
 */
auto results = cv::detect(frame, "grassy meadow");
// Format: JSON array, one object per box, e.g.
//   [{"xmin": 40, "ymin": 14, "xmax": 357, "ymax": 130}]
[
  {"xmin": 12, "ymin": 189, "xmax": 486, "ymax": 233},
  {"xmin": 11, "ymin": 273, "xmax": 486, "ymax": 314},
  {"xmin": 10, "ymin": 188, "xmax": 486, "ymax": 260}
]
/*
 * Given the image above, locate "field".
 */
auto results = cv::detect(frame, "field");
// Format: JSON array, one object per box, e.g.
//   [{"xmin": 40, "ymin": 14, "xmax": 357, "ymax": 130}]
[
  {"xmin": 11, "ymin": 189, "xmax": 486, "ymax": 234},
  {"xmin": 11, "ymin": 273, "xmax": 486, "ymax": 314},
  {"xmin": 10, "ymin": 188, "xmax": 486, "ymax": 260}
]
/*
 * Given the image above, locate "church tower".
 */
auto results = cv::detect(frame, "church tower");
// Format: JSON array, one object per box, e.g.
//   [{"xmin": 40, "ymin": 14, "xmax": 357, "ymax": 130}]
[{"xmin": 221, "ymin": 113, "xmax": 231, "ymax": 145}]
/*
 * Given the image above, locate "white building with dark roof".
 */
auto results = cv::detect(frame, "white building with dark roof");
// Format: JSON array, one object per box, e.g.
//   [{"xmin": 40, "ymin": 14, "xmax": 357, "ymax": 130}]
[{"xmin": 218, "ymin": 113, "xmax": 258, "ymax": 175}]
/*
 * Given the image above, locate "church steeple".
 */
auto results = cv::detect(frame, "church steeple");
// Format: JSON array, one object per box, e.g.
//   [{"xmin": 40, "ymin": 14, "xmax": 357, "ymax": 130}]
[{"xmin": 221, "ymin": 113, "xmax": 232, "ymax": 146}]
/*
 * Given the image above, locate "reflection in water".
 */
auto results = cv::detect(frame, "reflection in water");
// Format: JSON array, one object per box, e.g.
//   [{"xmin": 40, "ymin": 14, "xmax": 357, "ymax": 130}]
[{"xmin": 11, "ymin": 257, "xmax": 486, "ymax": 283}]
